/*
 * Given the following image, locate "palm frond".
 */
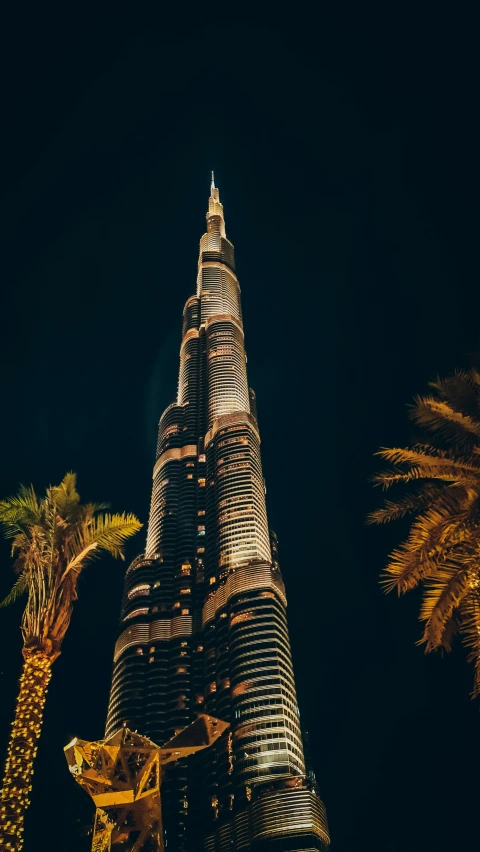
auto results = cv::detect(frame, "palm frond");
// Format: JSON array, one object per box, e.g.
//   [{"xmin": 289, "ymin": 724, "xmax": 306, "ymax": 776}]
[
  {"xmin": 419, "ymin": 563, "xmax": 471, "ymax": 651},
  {"xmin": 458, "ymin": 593, "xmax": 480, "ymax": 697},
  {"xmin": 87, "ymin": 512, "xmax": 143, "ymax": 558},
  {"xmin": 410, "ymin": 396, "xmax": 480, "ymax": 444},
  {"xmin": 90, "ymin": 502, "xmax": 110, "ymax": 512},
  {"xmin": 439, "ymin": 613, "xmax": 460, "ymax": 653},
  {"xmin": 367, "ymin": 485, "xmax": 444, "ymax": 525},
  {"xmin": 0, "ymin": 571, "xmax": 29, "ymax": 608},
  {"xmin": 382, "ymin": 543, "xmax": 440, "ymax": 594},
  {"xmin": 62, "ymin": 512, "xmax": 142, "ymax": 578},
  {"xmin": 60, "ymin": 542, "xmax": 99, "ymax": 580},
  {"xmin": 0, "ymin": 485, "xmax": 42, "ymax": 538},
  {"xmin": 381, "ymin": 495, "xmax": 469, "ymax": 593},
  {"xmin": 429, "ymin": 370, "xmax": 480, "ymax": 418},
  {"xmin": 372, "ymin": 466, "xmax": 477, "ymax": 490},
  {"xmin": 50, "ymin": 472, "xmax": 80, "ymax": 521},
  {"xmin": 375, "ymin": 445, "xmax": 480, "ymax": 471}
]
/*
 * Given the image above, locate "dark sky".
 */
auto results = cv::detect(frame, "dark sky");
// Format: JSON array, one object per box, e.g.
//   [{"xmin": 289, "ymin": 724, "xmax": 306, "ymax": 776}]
[{"xmin": 1, "ymin": 4, "xmax": 480, "ymax": 851}]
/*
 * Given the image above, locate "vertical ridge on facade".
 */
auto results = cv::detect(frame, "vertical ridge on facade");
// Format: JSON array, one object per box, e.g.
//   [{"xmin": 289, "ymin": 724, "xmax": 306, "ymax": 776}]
[{"xmin": 105, "ymin": 178, "xmax": 330, "ymax": 852}]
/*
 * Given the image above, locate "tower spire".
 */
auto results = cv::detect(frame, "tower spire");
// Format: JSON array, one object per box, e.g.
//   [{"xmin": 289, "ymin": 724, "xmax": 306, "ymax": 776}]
[{"xmin": 207, "ymin": 172, "xmax": 225, "ymax": 235}]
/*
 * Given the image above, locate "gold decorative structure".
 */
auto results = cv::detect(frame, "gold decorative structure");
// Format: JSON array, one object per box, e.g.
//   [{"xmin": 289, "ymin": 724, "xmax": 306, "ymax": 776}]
[{"xmin": 64, "ymin": 715, "xmax": 229, "ymax": 852}]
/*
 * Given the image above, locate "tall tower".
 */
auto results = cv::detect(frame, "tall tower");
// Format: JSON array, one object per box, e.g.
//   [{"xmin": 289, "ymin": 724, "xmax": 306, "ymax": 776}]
[{"xmin": 105, "ymin": 179, "xmax": 330, "ymax": 852}]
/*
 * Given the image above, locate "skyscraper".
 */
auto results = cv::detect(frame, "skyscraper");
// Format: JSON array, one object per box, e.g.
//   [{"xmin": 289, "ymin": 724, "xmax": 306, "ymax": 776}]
[{"xmin": 105, "ymin": 178, "xmax": 330, "ymax": 852}]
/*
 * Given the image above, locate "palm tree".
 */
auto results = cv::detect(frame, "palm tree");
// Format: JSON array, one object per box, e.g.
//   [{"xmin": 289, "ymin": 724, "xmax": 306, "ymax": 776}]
[
  {"xmin": 0, "ymin": 473, "xmax": 142, "ymax": 852},
  {"xmin": 368, "ymin": 368, "xmax": 480, "ymax": 698}
]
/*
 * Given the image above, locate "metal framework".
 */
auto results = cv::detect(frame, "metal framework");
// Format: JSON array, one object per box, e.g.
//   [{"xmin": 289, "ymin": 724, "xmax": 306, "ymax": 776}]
[{"xmin": 65, "ymin": 715, "xmax": 229, "ymax": 852}]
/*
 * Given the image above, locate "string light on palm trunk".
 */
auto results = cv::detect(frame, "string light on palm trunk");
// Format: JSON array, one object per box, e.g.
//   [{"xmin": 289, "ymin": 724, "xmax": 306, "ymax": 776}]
[{"xmin": 0, "ymin": 653, "xmax": 52, "ymax": 852}]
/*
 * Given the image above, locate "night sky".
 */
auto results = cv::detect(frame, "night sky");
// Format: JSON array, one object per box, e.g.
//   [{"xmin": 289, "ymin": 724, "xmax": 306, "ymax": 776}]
[{"xmin": 1, "ymin": 5, "xmax": 480, "ymax": 851}]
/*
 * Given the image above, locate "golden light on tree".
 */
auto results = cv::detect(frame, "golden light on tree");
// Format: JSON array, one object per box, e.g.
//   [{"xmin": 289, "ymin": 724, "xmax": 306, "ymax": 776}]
[
  {"xmin": 0, "ymin": 473, "xmax": 142, "ymax": 851},
  {"xmin": 369, "ymin": 369, "xmax": 480, "ymax": 697}
]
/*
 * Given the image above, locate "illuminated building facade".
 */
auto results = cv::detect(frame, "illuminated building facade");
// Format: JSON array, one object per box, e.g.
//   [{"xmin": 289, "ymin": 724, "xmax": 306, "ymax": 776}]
[{"xmin": 105, "ymin": 178, "xmax": 330, "ymax": 852}]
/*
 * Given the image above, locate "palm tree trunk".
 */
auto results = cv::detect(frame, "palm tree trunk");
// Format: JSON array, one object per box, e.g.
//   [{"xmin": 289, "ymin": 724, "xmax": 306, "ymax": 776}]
[{"xmin": 0, "ymin": 651, "xmax": 52, "ymax": 852}]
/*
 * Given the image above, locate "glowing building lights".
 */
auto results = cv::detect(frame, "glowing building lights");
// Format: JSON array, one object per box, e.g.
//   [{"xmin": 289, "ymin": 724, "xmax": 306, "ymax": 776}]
[{"xmin": 104, "ymin": 179, "xmax": 330, "ymax": 851}]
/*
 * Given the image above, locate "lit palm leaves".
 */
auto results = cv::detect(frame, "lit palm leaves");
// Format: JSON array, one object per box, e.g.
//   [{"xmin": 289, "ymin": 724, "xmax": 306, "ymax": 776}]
[
  {"xmin": 0, "ymin": 472, "xmax": 142, "ymax": 657},
  {"xmin": 369, "ymin": 369, "xmax": 480, "ymax": 696}
]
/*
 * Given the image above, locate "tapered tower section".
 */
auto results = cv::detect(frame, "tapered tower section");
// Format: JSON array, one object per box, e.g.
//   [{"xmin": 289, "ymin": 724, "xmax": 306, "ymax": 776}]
[{"xmin": 106, "ymin": 179, "xmax": 330, "ymax": 852}]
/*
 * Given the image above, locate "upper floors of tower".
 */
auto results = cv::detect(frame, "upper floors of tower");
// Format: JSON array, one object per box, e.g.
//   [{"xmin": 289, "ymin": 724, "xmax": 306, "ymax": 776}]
[
  {"xmin": 197, "ymin": 175, "xmax": 234, "ymax": 265},
  {"xmin": 195, "ymin": 179, "xmax": 241, "ymax": 325}
]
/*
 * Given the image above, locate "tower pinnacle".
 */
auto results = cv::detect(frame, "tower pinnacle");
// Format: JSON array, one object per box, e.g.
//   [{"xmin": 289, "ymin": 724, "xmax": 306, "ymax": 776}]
[{"xmin": 207, "ymin": 172, "xmax": 224, "ymax": 234}]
